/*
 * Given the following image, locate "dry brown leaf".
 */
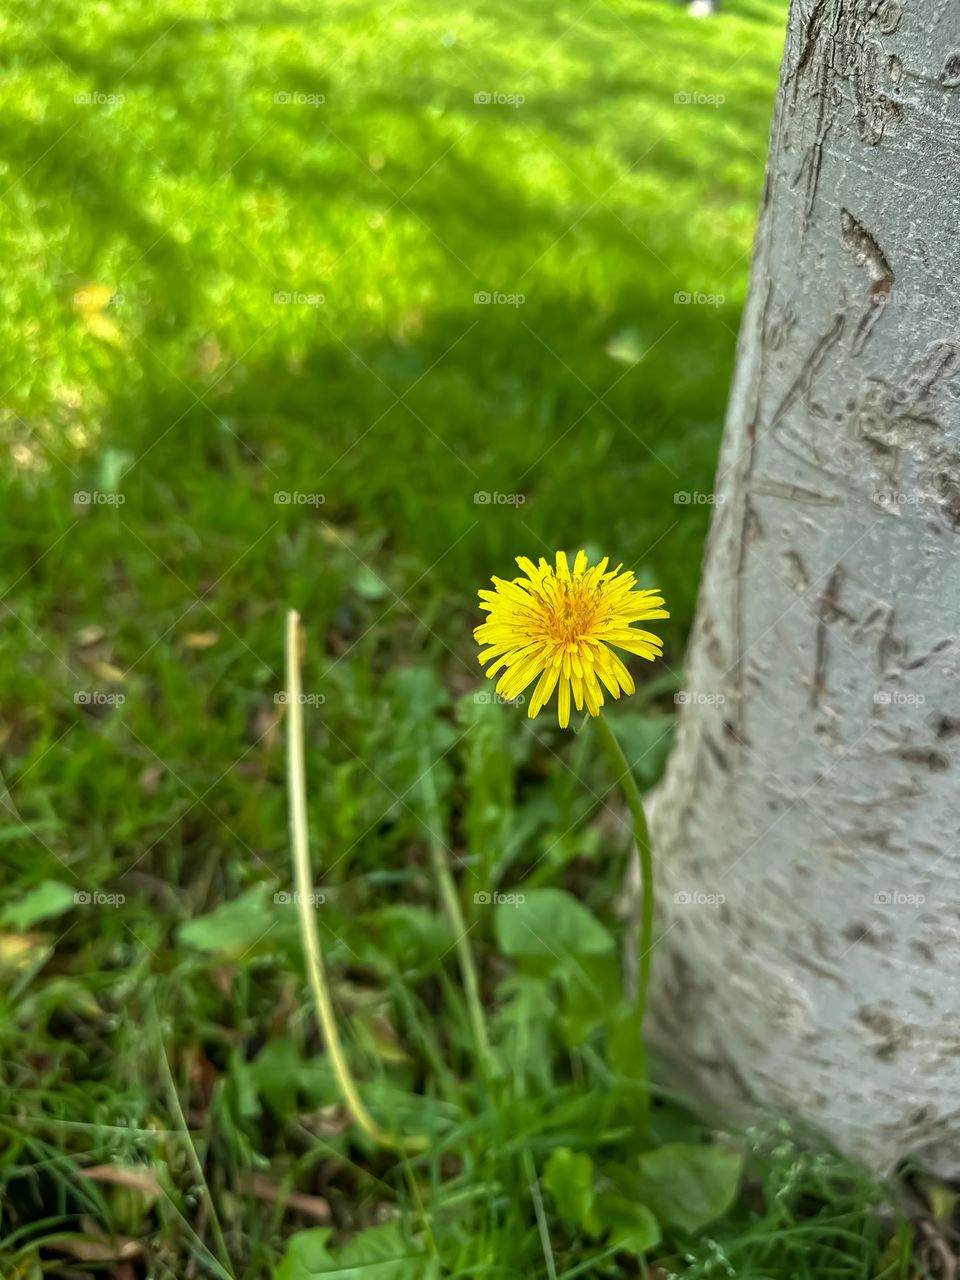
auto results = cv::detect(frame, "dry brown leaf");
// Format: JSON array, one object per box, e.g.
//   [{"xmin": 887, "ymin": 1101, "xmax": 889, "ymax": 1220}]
[
  {"xmin": 302, "ymin": 1105, "xmax": 352, "ymax": 1137},
  {"xmin": 184, "ymin": 630, "xmax": 219, "ymax": 649},
  {"xmin": 188, "ymin": 1045, "xmax": 220, "ymax": 1107},
  {"xmin": 195, "ymin": 337, "xmax": 222, "ymax": 375},
  {"xmin": 85, "ymin": 659, "xmax": 126, "ymax": 683},
  {"xmin": 74, "ymin": 626, "xmax": 106, "ymax": 647},
  {"xmin": 79, "ymin": 1164, "xmax": 162, "ymax": 1200},
  {"xmin": 211, "ymin": 965, "xmax": 235, "ymax": 997},
  {"xmin": 138, "ymin": 765, "xmax": 164, "ymax": 794},
  {"xmin": 0, "ymin": 932, "xmax": 51, "ymax": 971},
  {"xmin": 239, "ymin": 1172, "xmax": 331, "ymax": 1221},
  {"xmin": 370, "ymin": 1017, "xmax": 413, "ymax": 1065},
  {"xmin": 49, "ymin": 1232, "xmax": 142, "ymax": 1263}
]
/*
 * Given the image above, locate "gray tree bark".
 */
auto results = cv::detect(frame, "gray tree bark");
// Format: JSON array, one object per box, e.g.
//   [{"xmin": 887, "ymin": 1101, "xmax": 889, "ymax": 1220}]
[{"xmin": 649, "ymin": 0, "xmax": 960, "ymax": 1175}]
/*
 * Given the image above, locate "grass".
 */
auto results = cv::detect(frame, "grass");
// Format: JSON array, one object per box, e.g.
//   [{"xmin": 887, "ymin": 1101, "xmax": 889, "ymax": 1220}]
[{"xmin": 0, "ymin": 0, "xmax": 920, "ymax": 1274}]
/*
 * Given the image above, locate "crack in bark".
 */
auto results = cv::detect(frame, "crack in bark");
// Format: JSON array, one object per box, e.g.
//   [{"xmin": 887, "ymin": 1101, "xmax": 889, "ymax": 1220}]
[
  {"xmin": 812, "ymin": 564, "xmax": 847, "ymax": 706},
  {"xmin": 841, "ymin": 210, "xmax": 894, "ymax": 353},
  {"xmin": 770, "ymin": 308, "xmax": 846, "ymax": 429}
]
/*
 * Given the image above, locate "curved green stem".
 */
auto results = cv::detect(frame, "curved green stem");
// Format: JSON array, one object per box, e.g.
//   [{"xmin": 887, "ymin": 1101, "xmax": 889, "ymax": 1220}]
[
  {"xmin": 285, "ymin": 610, "xmax": 425, "ymax": 1154},
  {"xmin": 592, "ymin": 714, "xmax": 655, "ymax": 1109}
]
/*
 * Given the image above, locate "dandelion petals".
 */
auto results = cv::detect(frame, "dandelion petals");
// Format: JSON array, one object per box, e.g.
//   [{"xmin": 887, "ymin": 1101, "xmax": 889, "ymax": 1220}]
[
  {"xmin": 558, "ymin": 676, "xmax": 571, "ymax": 729},
  {"xmin": 474, "ymin": 551, "xmax": 668, "ymax": 728}
]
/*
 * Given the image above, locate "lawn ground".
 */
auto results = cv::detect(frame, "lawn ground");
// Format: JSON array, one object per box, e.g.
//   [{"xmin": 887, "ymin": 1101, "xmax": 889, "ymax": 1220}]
[{"xmin": 0, "ymin": 0, "xmax": 915, "ymax": 1275}]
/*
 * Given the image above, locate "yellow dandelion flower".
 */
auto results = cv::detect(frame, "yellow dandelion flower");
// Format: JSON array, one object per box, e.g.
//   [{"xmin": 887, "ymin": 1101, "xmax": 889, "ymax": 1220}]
[{"xmin": 474, "ymin": 550, "xmax": 669, "ymax": 728}]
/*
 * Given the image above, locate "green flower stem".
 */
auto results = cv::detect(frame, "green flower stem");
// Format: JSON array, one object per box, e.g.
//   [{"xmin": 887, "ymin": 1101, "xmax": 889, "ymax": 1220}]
[
  {"xmin": 593, "ymin": 714, "xmax": 655, "ymax": 1097},
  {"xmin": 153, "ymin": 999, "xmax": 235, "ymax": 1279},
  {"xmin": 285, "ymin": 610, "xmax": 425, "ymax": 1154}
]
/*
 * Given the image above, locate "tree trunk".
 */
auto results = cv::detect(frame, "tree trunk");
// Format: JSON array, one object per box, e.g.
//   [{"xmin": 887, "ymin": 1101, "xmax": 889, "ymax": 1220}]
[{"xmin": 649, "ymin": 0, "xmax": 960, "ymax": 1175}]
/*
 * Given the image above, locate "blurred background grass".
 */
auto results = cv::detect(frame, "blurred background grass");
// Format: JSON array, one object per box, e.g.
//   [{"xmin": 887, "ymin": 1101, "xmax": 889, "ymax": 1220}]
[
  {"xmin": 3, "ymin": 0, "xmax": 780, "ymax": 883},
  {"xmin": 0, "ymin": 2, "xmax": 908, "ymax": 1278}
]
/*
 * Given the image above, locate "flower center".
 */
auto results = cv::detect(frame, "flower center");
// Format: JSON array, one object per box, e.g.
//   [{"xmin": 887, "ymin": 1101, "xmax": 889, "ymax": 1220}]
[{"xmin": 545, "ymin": 581, "xmax": 600, "ymax": 646}]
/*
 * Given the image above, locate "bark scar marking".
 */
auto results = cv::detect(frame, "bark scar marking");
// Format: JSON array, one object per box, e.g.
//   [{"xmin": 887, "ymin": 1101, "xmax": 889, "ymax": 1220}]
[
  {"xmin": 812, "ymin": 564, "xmax": 846, "ymax": 707},
  {"xmin": 841, "ymin": 209, "xmax": 894, "ymax": 354}
]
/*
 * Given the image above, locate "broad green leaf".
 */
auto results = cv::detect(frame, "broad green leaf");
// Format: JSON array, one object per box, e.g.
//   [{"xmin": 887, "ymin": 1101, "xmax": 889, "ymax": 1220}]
[
  {"xmin": 589, "ymin": 1192, "xmax": 660, "ymax": 1257},
  {"xmin": 248, "ymin": 1038, "xmax": 335, "ymax": 1115},
  {"xmin": 557, "ymin": 954, "xmax": 623, "ymax": 1046},
  {"xmin": 489, "ymin": 974, "xmax": 556, "ymax": 1090},
  {"xmin": 632, "ymin": 1142, "xmax": 743, "ymax": 1234},
  {"xmin": 494, "ymin": 888, "xmax": 613, "ymax": 959},
  {"xmin": 368, "ymin": 904, "xmax": 454, "ymax": 970},
  {"xmin": 0, "ymin": 820, "xmax": 62, "ymax": 846},
  {"xmin": 276, "ymin": 1221, "xmax": 437, "ymax": 1279},
  {"xmin": 353, "ymin": 565, "xmax": 390, "ymax": 601},
  {"xmin": 1, "ymin": 879, "xmax": 76, "ymax": 929},
  {"xmin": 250, "ymin": 1040, "xmax": 456, "ymax": 1138},
  {"xmin": 227, "ymin": 1046, "xmax": 262, "ymax": 1121},
  {"xmin": 543, "ymin": 1148, "xmax": 594, "ymax": 1227},
  {"xmin": 609, "ymin": 712, "xmax": 675, "ymax": 787},
  {"xmin": 918, "ymin": 1174, "xmax": 957, "ymax": 1223},
  {"xmin": 276, "ymin": 1228, "xmax": 334, "ymax": 1280},
  {"xmin": 97, "ymin": 446, "xmax": 133, "ymax": 493},
  {"xmin": 605, "ymin": 326, "xmax": 647, "ymax": 366},
  {"xmin": 178, "ymin": 884, "xmax": 278, "ymax": 955},
  {"xmin": 388, "ymin": 666, "xmax": 449, "ymax": 722}
]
